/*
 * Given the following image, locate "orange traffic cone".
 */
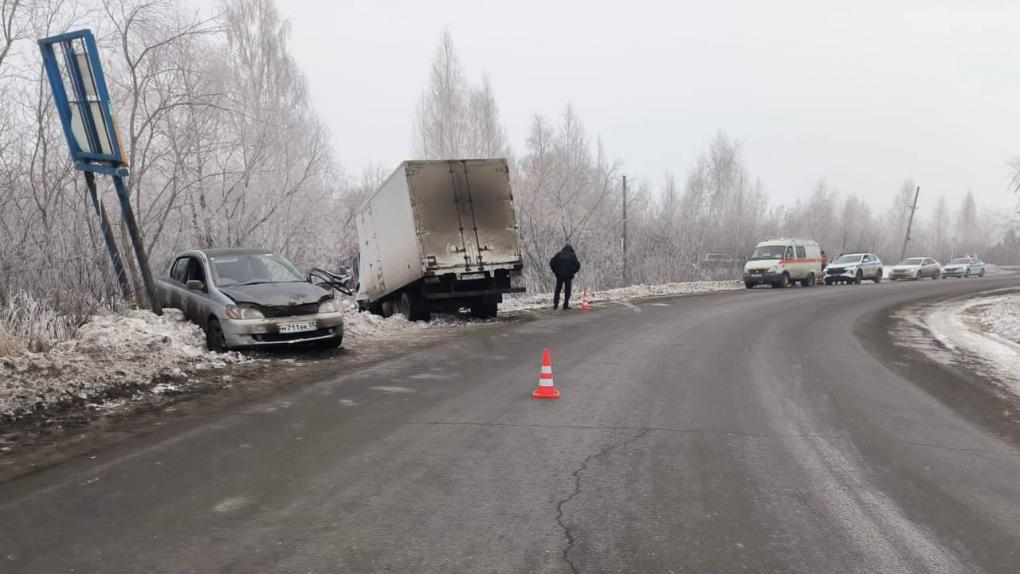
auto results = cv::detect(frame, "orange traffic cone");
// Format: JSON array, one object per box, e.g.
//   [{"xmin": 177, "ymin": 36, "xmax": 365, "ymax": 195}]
[
  {"xmin": 532, "ymin": 348, "xmax": 560, "ymax": 399},
  {"xmin": 581, "ymin": 289, "xmax": 591, "ymax": 312}
]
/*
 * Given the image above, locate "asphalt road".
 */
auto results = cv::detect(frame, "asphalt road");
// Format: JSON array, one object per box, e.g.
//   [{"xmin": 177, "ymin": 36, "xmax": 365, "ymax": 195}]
[{"xmin": 3, "ymin": 276, "xmax": 1020, "ymax": 573}]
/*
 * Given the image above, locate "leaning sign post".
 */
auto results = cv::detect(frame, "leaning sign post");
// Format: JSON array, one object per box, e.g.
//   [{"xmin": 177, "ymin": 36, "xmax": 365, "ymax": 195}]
[{"xmin": 38, "ymin": 30, "xmax": 162, "ymax": 314}]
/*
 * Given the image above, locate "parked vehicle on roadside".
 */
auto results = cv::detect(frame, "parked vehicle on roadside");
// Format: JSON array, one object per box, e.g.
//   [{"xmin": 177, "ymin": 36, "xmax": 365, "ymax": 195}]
[
  {"xmin": 742, "ymin": 238, "xmax": 822, "ymax": 288},
  {"xmin": 156, "ymin": 248, "xmax": 344, "ymax": 351},
  {"xmin": 824, "ymin": 253, "xmax": 883, "ymax": 285},
  {"xmin": 888, "ymin": 257, "xmax": 941, "ymax": 280},
  {"xmin": 355, "ymin": 159, "xmax": 525, "ymax": 320},
  {"xmin": 941, "ymin": 256, "xmax": 986, "ymax": 278}
]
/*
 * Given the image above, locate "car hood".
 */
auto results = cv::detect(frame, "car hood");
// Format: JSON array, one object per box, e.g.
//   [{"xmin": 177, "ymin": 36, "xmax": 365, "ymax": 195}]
[
  {"xmin": 892, "ymin": 265, "xmax": 920, "ymax": 271},
  {"xmin": 219, "ymin": 282, "xmax": 329, "ymax": 307},
  {"xmin": 943, "ymin": 265, "xmax": 965, "ymax": 271},
  {"xmin": 745, "ymin": 259, "xmax": 780, "ymax": 271}
]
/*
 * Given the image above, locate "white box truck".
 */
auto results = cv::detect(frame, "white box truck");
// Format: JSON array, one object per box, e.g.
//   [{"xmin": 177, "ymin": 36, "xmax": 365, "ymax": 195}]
[{"xmin": 355, "ymin": 159, "xmax": 525, "ymax": 320}]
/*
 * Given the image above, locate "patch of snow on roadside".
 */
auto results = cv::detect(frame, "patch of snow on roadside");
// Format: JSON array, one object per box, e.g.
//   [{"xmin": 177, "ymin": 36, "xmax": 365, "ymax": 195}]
[
  {"xmin": 501, "ymin": 280, "xmax": 743, "ymax": 312},
  {"xmin": 899, "ymin": 293, "xmax": 1020, "ymax": 399},
  {"xmin": 0, "ymin": 309, "xmax": 246, "ymax": 418},
  {"xmin": 339, "ymin": 304, "xmax": 470, "ymax": 338}
]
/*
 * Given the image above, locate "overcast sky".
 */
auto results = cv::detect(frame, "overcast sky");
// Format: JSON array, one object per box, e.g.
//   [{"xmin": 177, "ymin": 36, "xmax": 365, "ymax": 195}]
[{"xmin": 275, "ymin": 0, "xmax": 1019, "ymax": 216}]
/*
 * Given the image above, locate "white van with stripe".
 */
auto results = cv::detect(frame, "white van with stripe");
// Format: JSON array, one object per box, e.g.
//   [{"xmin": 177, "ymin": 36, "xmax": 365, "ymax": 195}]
[{"xmin": 742, "ymin": 238, "xmax": 823, "ymax": 289}]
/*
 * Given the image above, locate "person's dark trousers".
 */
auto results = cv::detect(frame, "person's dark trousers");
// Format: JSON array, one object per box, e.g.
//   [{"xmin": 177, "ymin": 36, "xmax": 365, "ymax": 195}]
[{"xmin": 554, "ymin": 278, "xmax": 572, "ymax": 309}]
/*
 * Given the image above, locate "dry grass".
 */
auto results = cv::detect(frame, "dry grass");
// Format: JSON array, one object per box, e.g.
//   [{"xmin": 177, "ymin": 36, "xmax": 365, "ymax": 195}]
[{"xmin": 0, "ymin": 292, "xmax": 81, "ymax": 357}]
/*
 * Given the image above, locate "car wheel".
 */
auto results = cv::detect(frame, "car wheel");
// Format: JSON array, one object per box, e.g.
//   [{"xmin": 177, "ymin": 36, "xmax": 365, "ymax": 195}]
[
  {"xmin": 965, "ymin": 269, "xmax": 971, "ymax": 278},
  {"xmin": 205, "ymin": 318, "xmax": 227, "ymax": 352},
  {"xmin": 933, "ymin": 271, "xmax": 940, "ymax": 280},
  {"xmin": 873, "ymin": 270, "xmax": 882, "ymax": 284},
  {"xmin": 800, "ymin": 273, "xmax": 815, "ymax": 287},
  {"xmin": 855, "ymin": 270, "xmax": 863, "ymax": 285},
  {"xmin": 979, "ymin": 269, "xmax": 985, "ymax": 278}
]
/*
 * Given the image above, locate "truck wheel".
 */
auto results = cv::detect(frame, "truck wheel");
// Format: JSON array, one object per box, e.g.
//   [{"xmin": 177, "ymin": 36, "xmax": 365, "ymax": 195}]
[
  {"xmin": 469, "ymin": 298, "xmax": 498, "ymax": 318},
  {"xmin": 744, "ymin": 281, "xmax": 754, "ymax": 289},
  {"xmin": 775, "ymin": 273, "xmax": 790, "ymax": 288},
  {"xmin": 800, "ymin": 273, "xmax": 815, "ymax": 287},
  {"xmin": 398, "ymin": 289, "xmax": 431, "ymax": 321}
]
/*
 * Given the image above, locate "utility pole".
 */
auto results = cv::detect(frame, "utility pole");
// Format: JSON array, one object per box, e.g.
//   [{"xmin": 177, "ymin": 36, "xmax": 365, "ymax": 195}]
[
  {"xmin": 899, "ymin": 186, "xmax": 920, "ymax": 262},
  {"xmin": 622, "ymin": 175, "xmax": 628, "ymax": 285}
]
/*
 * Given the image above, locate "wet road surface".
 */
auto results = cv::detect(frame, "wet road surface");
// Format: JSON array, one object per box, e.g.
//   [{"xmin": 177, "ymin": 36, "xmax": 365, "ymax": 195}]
[{"xmin": 2, "ymin": 276, "xmax": 1019, "ymax": 572}]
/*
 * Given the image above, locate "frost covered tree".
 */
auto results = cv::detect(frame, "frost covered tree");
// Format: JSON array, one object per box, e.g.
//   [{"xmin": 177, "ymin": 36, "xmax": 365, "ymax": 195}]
[{"xmin": 413, "ymin": 29, "xmax": 510, "ymax": 160}]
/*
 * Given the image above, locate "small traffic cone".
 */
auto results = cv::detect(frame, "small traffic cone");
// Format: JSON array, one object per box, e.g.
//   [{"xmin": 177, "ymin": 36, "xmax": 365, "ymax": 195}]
[
  {"xmin": 581, "ymin": 289, "xmax": 591, "ymax": 312},
  {"xmin": 532, "ymin": 348, "xmax": 560, "ymax": 399}
]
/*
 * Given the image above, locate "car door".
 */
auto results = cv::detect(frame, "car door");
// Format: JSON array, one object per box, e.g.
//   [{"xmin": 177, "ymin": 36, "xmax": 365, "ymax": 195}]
[
  {"xmin": 794, "ymin": 244, "xmax": 808, "ymax": 279},
  {"xmin": 182, "ymin": 256, "xmax": 213, "ymax": 324},
  {"xmin": 164, "ymin": 256, "xmax": 190, "ymax": 310},
  {"xmin": 861, "ymin": 254, "xmax": 873, "ymax": 278}
]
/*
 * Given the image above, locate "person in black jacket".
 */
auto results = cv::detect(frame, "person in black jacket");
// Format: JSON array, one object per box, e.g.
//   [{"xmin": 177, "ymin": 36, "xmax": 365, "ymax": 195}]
[{"xmin": 549, "ymin": 244, "xmax": 581, "ymax": 310}]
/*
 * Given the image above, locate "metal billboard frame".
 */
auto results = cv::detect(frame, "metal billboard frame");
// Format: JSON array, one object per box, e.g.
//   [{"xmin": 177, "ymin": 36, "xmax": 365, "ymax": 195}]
[{"xmin": 39, "ymin": 29, "xmax": 161, "ymax": 313}]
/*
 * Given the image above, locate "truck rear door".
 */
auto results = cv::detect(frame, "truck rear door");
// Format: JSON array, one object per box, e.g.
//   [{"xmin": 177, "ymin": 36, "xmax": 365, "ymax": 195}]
[
  {"xmin": 453, "ymin": 161, "xmax": 520, "ymax": 269},
  {"xmin": 409, "ymin": 160, "xmax": 520, "ymax": 272}
]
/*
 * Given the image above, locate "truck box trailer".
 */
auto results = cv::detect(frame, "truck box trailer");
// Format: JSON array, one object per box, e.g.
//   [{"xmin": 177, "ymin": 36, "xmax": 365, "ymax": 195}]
[{"xmin": 355, "ymin": 159, "xmax": 525, "ymax": 320}]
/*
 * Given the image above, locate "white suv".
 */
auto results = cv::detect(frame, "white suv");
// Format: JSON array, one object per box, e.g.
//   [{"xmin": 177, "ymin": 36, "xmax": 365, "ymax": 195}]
[{"xmin": 824, "ymin": 253, "xmax": 883, "ymax": 285}]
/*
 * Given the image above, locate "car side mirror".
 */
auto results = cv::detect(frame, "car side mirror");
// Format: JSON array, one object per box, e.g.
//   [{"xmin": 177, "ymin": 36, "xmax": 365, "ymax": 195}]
[{"xmin": 186, "ymin": 279, "xmax": 204, "ymax": 291}]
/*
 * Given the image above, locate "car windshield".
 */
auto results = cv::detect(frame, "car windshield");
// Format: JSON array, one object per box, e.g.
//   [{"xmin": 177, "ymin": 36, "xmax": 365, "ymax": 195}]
[
  {"xmin": 749, "ymin": 245, "xmax": 787, "ymax": 260},
  {"xmin": 950, "ymin": 258, "xmax": 970, "ymax": 264},
  {"xmin": 209, "ymin": 253, "xmax": 305, "ymax": 286},
  {"xmin": 898, "ymin": 258, "xmax": 924, "ymax": 265},
  {"xmin": 833, "ymin": 255, "xmax": 861, "ymax": 264}
]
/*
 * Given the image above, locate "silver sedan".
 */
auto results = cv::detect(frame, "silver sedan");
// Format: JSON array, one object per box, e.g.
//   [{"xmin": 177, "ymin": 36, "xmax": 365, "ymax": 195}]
[
  {"xmin": 888, "ymin": 257, "xmax": 941, "ymax": 280},
  {"xmin": 156, "ymin": 248, "xmax": 344, "ymax": 351}
]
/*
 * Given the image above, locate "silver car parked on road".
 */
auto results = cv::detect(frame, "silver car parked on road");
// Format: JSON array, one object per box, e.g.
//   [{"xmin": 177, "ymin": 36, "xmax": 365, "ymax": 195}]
[
  {"xmin": 888, "ymin": 257, "xmax": 941, "ymax": 280},
  {"xmin": 156, "ymin": 248, "xmax": 344, "ymax": 351}
]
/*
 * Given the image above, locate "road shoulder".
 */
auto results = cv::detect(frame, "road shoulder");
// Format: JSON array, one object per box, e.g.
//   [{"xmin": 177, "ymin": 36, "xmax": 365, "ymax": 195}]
[{"xmin": 856, "ymin": 289, "xmax": 1020, "ymax": 447}]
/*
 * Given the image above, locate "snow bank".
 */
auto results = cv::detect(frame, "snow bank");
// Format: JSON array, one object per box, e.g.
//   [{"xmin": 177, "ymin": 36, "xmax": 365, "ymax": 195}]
[
  {"xmin": 0, "ymin": 309, "xmax": 245, "ymax": 418},
  {"xmin": 500, "ymin": 280, "xmax": 743, "ymax": 312},
  {"xmin": 339, "ymin": 304, "xmax": 472, "ymax": 337},
  {"xmin": 895, "ymin": 291, "xmax": 1020, "ymax": 399}
]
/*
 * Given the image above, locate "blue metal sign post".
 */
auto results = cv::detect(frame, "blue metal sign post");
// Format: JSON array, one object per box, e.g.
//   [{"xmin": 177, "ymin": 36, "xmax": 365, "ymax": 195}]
[{"xmin": 38, "ymin": 29, "xmax": 161, "ymax": 314}]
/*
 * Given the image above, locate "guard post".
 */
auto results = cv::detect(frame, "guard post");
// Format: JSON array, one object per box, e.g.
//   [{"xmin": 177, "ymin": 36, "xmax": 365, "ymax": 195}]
[{"xmin": 38, "ymin": 30, "xmax": 161, "ymax": 314}]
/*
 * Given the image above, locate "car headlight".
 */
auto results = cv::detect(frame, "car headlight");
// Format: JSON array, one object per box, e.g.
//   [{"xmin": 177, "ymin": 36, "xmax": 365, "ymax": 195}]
[
  {"xmin": 319, "ymin": 300, "xmax": 338, "ymax": 314},
  {"xmin": 768, "ymin": 266, "xmax": 777, "ymax": 273},
  {"xmin": 846, "ymin": 266, "xmax": 857, "ymax": 273},
  {"xmin": 225, "ymin": 305, "xmax": 264, "ymax": 320}
]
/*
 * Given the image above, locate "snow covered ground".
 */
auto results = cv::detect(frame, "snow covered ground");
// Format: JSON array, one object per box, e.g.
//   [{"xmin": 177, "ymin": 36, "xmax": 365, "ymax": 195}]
[
  {"xmin": 893, "ymin": 289, "xmax": 1020, "ymax": 399},
  {"xmin": 500, "ymin": 280, "xmax": 744, "ymax": 312},
  {"xmin": 0, "ymin": 309, "xmax": 246, "ymax": 419}
]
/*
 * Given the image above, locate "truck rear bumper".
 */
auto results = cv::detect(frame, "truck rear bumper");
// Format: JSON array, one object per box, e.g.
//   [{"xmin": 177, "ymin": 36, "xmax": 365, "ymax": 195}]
[{"xmin": 425, "ymin": 287, "xmax": 526, "ymax": 300}]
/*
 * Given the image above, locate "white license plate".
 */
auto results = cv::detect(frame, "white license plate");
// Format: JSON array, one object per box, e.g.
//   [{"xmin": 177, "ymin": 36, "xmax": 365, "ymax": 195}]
[
  {"xmin": 279, "ymin": 321, "xmax": 316, "ymax": 334},
  {"xmin": 461, "ymin": 272, "xmax": 486, "ymax": 280}
]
